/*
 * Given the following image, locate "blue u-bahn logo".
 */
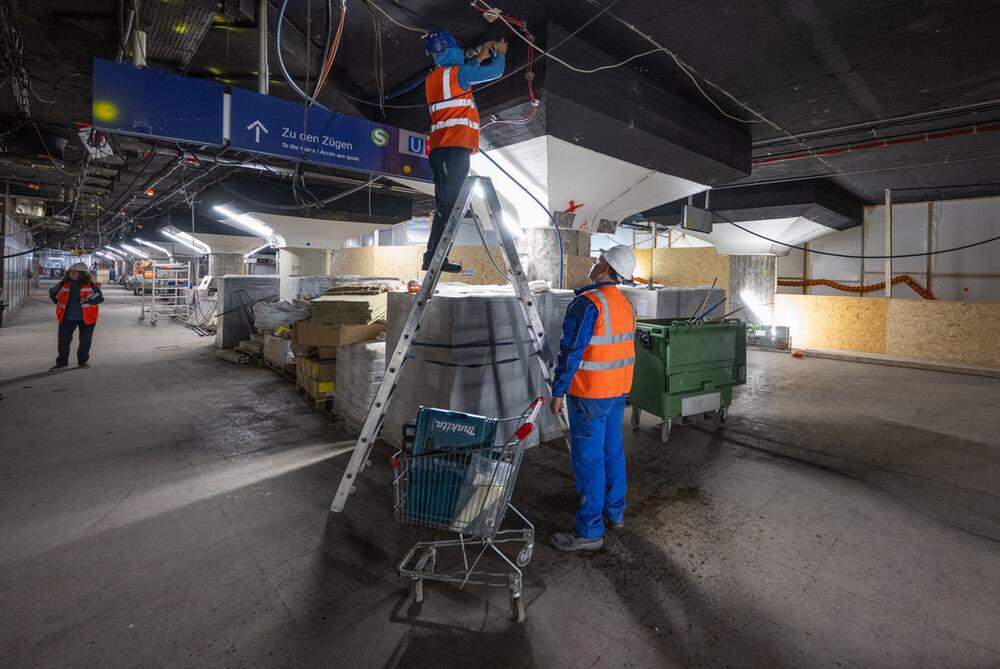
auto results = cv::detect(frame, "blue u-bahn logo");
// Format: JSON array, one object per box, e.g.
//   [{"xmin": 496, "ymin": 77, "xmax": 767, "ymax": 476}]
[{"xmin": 408, "ymin": 135, "xmax": 425, "ymax": 155}]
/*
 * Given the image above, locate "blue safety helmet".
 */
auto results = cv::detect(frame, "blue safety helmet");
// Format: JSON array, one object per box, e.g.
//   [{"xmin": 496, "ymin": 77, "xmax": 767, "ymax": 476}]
[{"xmin": 425, "ymin": 31, "xmax": 459, "ymax": 56}]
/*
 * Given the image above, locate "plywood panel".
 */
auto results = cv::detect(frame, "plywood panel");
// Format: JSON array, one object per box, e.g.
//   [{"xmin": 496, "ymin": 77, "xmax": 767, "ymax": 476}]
[
  {"xmin": 887, "ymin": 300, "xmax": 1000, "ymax": 366},
  {"xmin": 632, "ymin": 249, "xmax": 653, "ymax": 282},
  {"xmin": 774, "ymin": 294, "xmax": 888, "ymax": 353},
  {"xmin": 329, "ymin": 247, "xmax": 374, "ymax": 276},
  {"xmin": 651, "ymin": 248, "xmax": 731, "ymax": 289}
]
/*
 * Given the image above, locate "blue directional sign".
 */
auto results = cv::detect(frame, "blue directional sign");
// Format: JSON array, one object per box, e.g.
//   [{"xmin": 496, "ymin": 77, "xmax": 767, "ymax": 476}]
[
  {"xmin": 90, "ymin": 58, "xmax": 433, "ymax": 182},
  {"xmin": 229, "ymin": 88, "xmax": 432, "ymax": 182},
  {"xmin": 91, "ymin": 58, "xmax": 225, "ymax": 146}
]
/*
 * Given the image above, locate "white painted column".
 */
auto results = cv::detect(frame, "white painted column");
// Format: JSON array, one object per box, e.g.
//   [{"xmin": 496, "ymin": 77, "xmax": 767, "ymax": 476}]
[{"xmin": 278, "ymin": 247, "xmax": 330, "ymax": 300}]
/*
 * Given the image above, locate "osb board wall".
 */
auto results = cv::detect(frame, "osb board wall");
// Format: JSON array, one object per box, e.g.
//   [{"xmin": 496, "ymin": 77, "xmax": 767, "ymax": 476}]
[
  {"xmin": 651, "ymin": 248, "xmax": 731, "ymax": 288},
  {"xmin": 633, "ymin": 249, "xmax": 653, "ymax": 280},
  {"xmin": 774, "ymin": 294, "xmax": 888, "ymax": 353},
  {"xmin": 886, "ymin": 300, "xmax": 1000, "ymax": 366},
  {"xmin": 329, "ymin": 247, "xmax": 374, "ymax": 276},
  {"xmin": 330, "ymin": 245, "xmax": 512, "ymax": 285}
]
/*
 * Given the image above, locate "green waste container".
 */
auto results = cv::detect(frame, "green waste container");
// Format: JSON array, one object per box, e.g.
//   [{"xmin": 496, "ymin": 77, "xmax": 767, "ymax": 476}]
[{"xmin": 629, "ymin": 319, "xmax": 747, "ymax": 442}]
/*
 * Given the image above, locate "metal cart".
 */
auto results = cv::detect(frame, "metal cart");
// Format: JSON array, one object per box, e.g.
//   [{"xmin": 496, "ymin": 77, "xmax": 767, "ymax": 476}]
[
  {"xmin": 392, "ymin": 397, "xmax": 544, "ymax": 623},
  {"xmin": 629, "ymin": 318, "xmax": 747, "ymax": 442}
]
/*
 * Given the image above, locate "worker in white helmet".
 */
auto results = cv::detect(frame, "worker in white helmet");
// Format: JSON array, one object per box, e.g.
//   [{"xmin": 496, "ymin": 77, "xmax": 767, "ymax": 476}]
[{"xmin": 549, "ymin": 245, "xmax": 637, "ymax": 552}]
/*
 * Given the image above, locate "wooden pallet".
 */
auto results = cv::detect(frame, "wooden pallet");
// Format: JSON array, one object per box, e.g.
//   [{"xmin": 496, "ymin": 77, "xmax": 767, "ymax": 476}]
[
  {"xmin": 263, "ymin": 360, "xmax": 296, "ymax": 381},
  {"xmin": 297, "ymin": 385, "xmax": 334, "ymax": 411}
]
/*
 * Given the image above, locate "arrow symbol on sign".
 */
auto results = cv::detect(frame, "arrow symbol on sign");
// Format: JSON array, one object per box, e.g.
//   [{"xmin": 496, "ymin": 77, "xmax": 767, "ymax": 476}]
[{"xmin": 246, "ymin": 120, "xmax": 268, "ymax": 143}]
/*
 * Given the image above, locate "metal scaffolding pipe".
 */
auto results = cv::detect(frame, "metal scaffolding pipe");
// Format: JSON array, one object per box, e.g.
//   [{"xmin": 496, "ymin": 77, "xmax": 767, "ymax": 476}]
[{"xmin": 257, "ymin": 0, "xmax": 269, "ymax": 95}]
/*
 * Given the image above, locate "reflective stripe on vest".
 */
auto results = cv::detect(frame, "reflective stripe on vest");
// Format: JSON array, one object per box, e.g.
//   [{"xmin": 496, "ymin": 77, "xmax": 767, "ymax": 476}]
[
  {"xmin": 431, "ymin": 118, "xmax": 480, "ymax": 132},
  {"xmin": 569, "ymin": 285, "xmax": 636, "ymax": 399},
  {"xmin": 428, "ymin": 98, "xmax": 476, "ymax": 113},
  {"xmin": 426, "ymin": 66, "xmax": 480, "ymax": 152}
]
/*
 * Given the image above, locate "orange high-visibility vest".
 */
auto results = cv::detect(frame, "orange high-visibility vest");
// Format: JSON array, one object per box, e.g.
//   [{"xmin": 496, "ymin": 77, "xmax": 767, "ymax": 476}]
[
  {"xmin": 55, "ymin": 282, "xmax": 100, "ymax": 325},
  {"xmin": 570, "ymin": 285, "xmax": 636, "ymax": 399},
  {"xmin": 425, "ymin": 66, "xmax": 480, "ymax": 152}
]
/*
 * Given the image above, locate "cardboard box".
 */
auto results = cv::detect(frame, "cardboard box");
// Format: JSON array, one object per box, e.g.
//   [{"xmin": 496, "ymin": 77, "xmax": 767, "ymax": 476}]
[
  {"xmin": 299, "ymin": 376, "xmax": 335, "ymax": 399},
  {"xmin": 293, "ymin": 320, "xmax": 385, "ymax": 349},
  {"xmin": 298, "ymin": 356, "xmax": 337, "ymax": 382},
  {"xmin": 263, "ymin": 333, "xmax": 293, "ymax": 367}
]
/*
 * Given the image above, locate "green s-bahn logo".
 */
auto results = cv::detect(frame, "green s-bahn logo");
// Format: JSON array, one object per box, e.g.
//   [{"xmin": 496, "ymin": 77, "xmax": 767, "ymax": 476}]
[{"xmin": 370, "ymin": 128, "xmax": 389, "ymax": 147}]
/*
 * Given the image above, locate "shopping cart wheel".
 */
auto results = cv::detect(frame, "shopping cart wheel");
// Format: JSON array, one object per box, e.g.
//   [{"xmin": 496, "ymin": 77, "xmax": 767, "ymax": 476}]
[
  {"xmin": 412, "ymin": 578, "xmax": 424, "ymax": 603},
  {"xmin": 510, "ymin": 593, "xmax": 525, "ymax": 623},
  {"xmin": 630, "ymin": 406, "xmax": 641, "ymax": 429},
  {"xmin": 660, "ymin": 419, "xmax": 672, "ymax": 443},
  {"xmin": 516, "ymin": 545, "xmax": 533, "ymax": 567}
]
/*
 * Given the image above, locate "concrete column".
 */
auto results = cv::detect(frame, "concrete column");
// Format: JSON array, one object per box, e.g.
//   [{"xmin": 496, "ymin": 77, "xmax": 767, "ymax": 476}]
[
  {"xmin": 522, "ymin": 228, "xmax": 591, "ymax": 288},
  {"xmin": 729, "ymin": 255, "xmax": 776, "ymax": 325},
  {"xmin": 208, "ymin": 253, "xmax": 245, "ymax": 288},
  {"xmin": 278, "ymin": 247, "xmax": 330, "ymax": 300}
]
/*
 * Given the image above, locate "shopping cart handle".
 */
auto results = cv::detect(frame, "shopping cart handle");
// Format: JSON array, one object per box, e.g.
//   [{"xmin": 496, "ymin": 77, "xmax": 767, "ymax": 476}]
[{"xmin": 516, "ymin": 397, "xmax": 545, "ymax": 441}]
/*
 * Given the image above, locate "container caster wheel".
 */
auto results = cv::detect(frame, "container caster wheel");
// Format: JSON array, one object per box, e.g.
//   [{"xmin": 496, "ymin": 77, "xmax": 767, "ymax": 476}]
[
  {"xmin": 714, "ymin": 408, "xmax": 727, "ymax": 427},
  {"xmin": 150, "ymin": 320, "xmax": 157, "ymax": 327},
  {"xmin": 660, "ymin": 419, "xmax": 672, "ymax": 443},
  {"xmin": 510, "ymin": 593, "xmax": 525, "ymax": 623},
  {"xmin": 719, "ymin": 408, "xmax": 728, "ymax": 423},
  {"xmin": 412, "ymin": 578, "xmax": 423, "ymax": 603},
  {"xmin": 631, "ymin": 406, "xmax": 641, "ymax": 429},
  {"xmin": 517, "ymin": 545, "xmax": 533, "ymax": 567}
]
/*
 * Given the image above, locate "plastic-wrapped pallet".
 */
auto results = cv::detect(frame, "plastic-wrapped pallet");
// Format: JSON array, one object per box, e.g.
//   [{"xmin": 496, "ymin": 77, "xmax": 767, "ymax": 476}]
[
  {"xmin": 252, "ymin": 300, "xmax": 311, "ymax": 331},
  {"xmin": 620, "ymin": 285, "xmax": 727, "ymax": 320},
  {"xmin": 335, "ymin": 340, "xmax": 386, "ymax": 434},
  {"xmin": 539, "ymin": 289, "xmax": 576, "ymax": 359},
  {"xmin": 384, "ymin": 284, "xmax": 563, "ymax": 448}
]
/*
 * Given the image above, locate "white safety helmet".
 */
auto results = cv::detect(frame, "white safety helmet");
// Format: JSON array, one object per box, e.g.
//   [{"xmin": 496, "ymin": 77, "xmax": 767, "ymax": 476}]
[
  {"xmin": 69, "ymin": 262, "xmax": 89, "ymax": 272},
  {"xmin": 601, "ymin": 245, "xmax": 635, "ymax": 282}
]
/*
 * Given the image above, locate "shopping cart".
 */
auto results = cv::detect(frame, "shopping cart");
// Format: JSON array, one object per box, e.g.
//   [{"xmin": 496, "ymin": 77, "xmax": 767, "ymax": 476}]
[{"xmin": 392, "ymin": 397, "xmax": 544, "ymax": 623}]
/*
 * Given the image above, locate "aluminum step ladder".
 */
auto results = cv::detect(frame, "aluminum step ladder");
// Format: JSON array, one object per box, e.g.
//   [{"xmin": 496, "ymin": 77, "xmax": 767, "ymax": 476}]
[{"xmin": 330, "ymin": 175, "xmax": 560, "ymax": 513}]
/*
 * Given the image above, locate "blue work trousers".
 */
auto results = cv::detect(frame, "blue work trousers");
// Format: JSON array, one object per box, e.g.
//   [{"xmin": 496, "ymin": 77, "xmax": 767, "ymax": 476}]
[{"xmin": 568, "ymin": 394, "xmax": 627, "ymax": 539}]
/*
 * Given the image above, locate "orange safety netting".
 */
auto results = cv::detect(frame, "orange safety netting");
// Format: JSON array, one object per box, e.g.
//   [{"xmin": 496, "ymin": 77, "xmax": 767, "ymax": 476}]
[{"xmin": 777, "ymin": 275, "xmax": 934, "ymax": 300}]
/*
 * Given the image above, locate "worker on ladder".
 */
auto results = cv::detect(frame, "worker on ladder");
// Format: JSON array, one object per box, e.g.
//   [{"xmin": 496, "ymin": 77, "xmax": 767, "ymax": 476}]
[
  {"xmin": 549, "ymin": 246, "xmax": 637, "ymax": 552},
  {"xmin": 423, "ymin": 32, "xmax": 508, "ymax": 273}
]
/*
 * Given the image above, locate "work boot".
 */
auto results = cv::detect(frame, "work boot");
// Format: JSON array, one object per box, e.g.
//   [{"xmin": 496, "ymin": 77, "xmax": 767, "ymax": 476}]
[
  {"xmin": 49, "ymin": 364, "xmax": 68, "ymax": 372},
  {"xmin": 604, "ymin": 515, "xmax": 624, "ymax": 531},
  {"xmin": 77, "ymin": 362, "xmax": 90, "ymax": 368},
  {"xmin": 421, "ymin": 252, "xmax": 462, "ymax": 274},
  {"xmin": 550, "ymin": 530, "xmax": 603, "ymax": 552}
]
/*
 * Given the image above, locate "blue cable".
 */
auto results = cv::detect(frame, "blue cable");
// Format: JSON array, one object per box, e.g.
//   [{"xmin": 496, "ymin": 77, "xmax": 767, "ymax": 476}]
[
  {"xmin": 479, "ymin": 149, "xmax": 564, "ymax": 289},
  {"xmin": 274, "ymin": 0, "xmax": 333, "ymax": 112}
]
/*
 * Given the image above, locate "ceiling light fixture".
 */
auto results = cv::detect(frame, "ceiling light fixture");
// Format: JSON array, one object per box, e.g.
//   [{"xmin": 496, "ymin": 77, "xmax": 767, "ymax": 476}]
[
  {"xmin": 119, "ymin": 243, "xmax": 150, "ymax": 258},
  {"xmin": 133, "ymin": 238, "xmax": 171, "ymax": 256},
  {"xmin": 162, "ymin": 229, "xmax": 211, "ymax": 255},
  {"xmin": 213, "ymin": 204, "xmax": 276, "ymax": 240}
]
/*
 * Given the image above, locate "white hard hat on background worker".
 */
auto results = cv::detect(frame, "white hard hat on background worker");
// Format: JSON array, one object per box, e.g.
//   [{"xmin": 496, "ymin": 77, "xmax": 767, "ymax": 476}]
[{"xmin": 600, "ymin": 245, "xmax": 636, "ymax": 282}]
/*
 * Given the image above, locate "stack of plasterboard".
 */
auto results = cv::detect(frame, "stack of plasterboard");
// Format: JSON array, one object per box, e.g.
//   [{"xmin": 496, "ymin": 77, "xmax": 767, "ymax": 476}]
[
  {"xmin": 334, "ymin": 340, "xmax": 386, "ymax": 433},
  {"xmin": 620, "ymin": 285, "xmax": 727, "ymax": 321},
  {"xmin": 384, "ymin": 284, "xmax": 564, "ymax": 448},
  {"xmin": 309, "ymin": 293, "xmax": 388, "ymax": 327}
]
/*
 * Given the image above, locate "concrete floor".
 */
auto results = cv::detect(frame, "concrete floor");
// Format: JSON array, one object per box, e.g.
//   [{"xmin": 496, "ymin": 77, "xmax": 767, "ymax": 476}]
[{"xmin": 2, "ymin": 283, "xmax": 1000, "ymax": 668}]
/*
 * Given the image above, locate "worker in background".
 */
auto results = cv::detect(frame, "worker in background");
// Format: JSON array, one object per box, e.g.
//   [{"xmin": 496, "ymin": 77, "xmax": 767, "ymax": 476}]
[
  {"xmin": 48, "ymin": 262, "xmax": 104, "ymax": 371},
  {"xmin": 423, "ymin": 32, "xmax": 508, "ymax": 273},
  {"xmin": 549, "ymin": 246, "xmax": 638, "ymax": 552}
]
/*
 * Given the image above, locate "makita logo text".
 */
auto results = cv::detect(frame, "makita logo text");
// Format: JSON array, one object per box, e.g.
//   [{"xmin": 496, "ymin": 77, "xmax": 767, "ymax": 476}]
[{"xmin": 433, "ymin": 420, "xmax": 477, "ymax": 437}]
